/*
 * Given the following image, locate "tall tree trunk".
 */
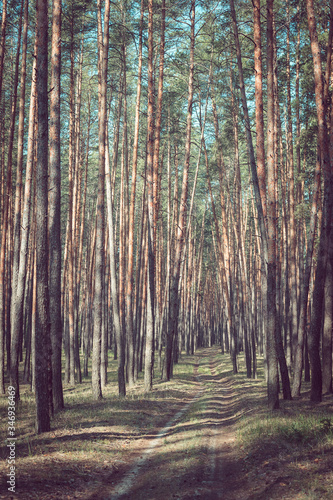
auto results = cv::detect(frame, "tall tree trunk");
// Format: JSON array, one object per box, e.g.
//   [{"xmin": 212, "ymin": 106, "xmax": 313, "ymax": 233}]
[
  {"xmin": 67, "ymin": 15, "xmax": 76, "ymax": 386},
  {"xmin": 165, "ymin": 0, "xmax": 195, "ymax": 381},
  {"xmin": 35, "ymin": 0, "xmax": 51, "ymax": 433},
  {"xmin": 322, "ymin": 240, "xmax": 333, "ymax": 394},
  {"xmin": 12, "ymin": 0, "xmax": 28, "ymax": 308},
  {"xmin": 105, "ymin": 126, "xmax": 126, "ymax": 397},
  {"xmin": 306, "ymin": 0, "xmax": 333, "ymax": 402},
  {"xmin": 49, "ymin": 0, "xmax": 63, "ymax": 410},
  {"xmin": 0, "ymin": 0, "xmax": 7, "ymax": 101},
  {"xmin": 292, "ymin": 152, "xmax": 321, "ymax": 397},
  {"xmin": 230, "ymin": 0, "xmax": 268, "ymax": 269},
  {"xmin": 286, "ymin": 0, "xmax": 298, "ymax": 362},
  {"xmin": 8, "ymin": 0, "xmax": 28, "ymax": 399},
  {"xmin": 266, "ymin": 0, "xmax": 279, "ymax": 410},
  {"xmin": 253, "ymin": 0, "xmax": 267, "ymax": 219},
  {"xmin": 92, "ymin": 0, "xmax": 110, "ymax": 400},
  {"xmin": 5, "ymin": 0, "xmax": 24, "ymax": 398},
  {"xmin": 126, "ymin": 0, "xmax": 144, "ymax": 390},
  {"xmin": 145, "ymin": 0, "xmax": 156, "ymax": 391}
]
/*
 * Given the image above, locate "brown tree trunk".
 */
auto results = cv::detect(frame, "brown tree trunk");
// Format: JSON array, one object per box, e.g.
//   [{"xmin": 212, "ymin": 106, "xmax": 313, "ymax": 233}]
[
  {"xmin": 0, "ymin": 0, "xmax": 7, "ymax": 100},
  {"xmin": 8, "ymin": 0, "xmax": 28, "ymax": 399},
  {"xmin": 306, "ymin": 0, "xmax": 333, "ymax": 402},
  {"xmin": 66, "ymin": 14, "xmax": 76, "ymax": 386},
  {"xmin": 322, "ymin": 240, "xmax": 333, "ymax": 394},
  {"xmin": 12, "ymin": 0, "xmax": 28, "ymax": 307},
  {"xmin": 286, "ymin": 0, "xmax": 298, "ymax": 362},
  {"xmin": 165, "ymin": 0, "xmax": 195, "ymax": 381},
  {"xmin": 292, "ymin": 153, "xmax": 321, "ymax": 397},
  {"xmin": 49, "ymin": 0, "xmax": 63, "ymax": 410},
  {"xmin": 126, "ymin": 0, "xmax": 144, "ymax": 390},
  {"xmin": 5, "ymin": 0, "xmax": 24, "ymax": 398},
  {"xmin": 35, "ymin": 0, "xmax": 51, "ymax": 433},
  {"xmin": 266, "ymin": 0, "xmax": 279, "ymax": 410},
  {"xmin": 105, "ymin": 122, "xmax": 126, "ymax": 396},
  {"xmin": 92, "ymin": 0, "xmax": 110, "ymax": 400},
  {"xmin": 145, "ymin": 0, "xmax": 156, "ymax": 391},
  {"xmin": 253, "ymin": 0, "xmax": 267, "ymax": 219}
]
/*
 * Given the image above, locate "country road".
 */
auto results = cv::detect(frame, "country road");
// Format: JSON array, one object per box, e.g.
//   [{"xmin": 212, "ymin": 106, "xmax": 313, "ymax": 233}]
[{"xmin": 97, "ymin": 348, "xmax": 248, "ymax": 500}]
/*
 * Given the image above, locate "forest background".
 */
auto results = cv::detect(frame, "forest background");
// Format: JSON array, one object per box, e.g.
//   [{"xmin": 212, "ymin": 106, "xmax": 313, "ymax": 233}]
[{"xmin": 0, "ymin": 0, "xmax": 333, "ymax": 434}]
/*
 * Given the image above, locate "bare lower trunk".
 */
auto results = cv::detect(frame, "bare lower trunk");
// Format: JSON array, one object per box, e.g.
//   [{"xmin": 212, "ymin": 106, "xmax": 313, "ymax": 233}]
[
  {"xmin": 35, "ymin": 0, "xmax": 51, "ymax": 433},
  {"xmin": 49, "ymin": 0, "xmax": 63, "ymax": 411}
]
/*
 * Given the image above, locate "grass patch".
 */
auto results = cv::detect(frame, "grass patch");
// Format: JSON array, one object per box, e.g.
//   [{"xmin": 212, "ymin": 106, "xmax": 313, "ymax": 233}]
[{"xmin": 233, "ymin": 356, "xmax": 333, "ymax": 499}]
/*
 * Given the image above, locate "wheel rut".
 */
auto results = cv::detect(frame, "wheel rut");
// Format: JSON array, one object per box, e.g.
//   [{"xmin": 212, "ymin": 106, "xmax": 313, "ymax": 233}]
[{"xmin": 95, "ymin": 347, "xmax": 247, "ymax": 500}]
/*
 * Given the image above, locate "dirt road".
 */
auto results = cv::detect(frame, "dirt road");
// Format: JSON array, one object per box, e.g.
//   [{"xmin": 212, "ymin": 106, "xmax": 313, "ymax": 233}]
[{"xmin": 99, "ymin": 348, "xmax": 248, "ymax": 500}]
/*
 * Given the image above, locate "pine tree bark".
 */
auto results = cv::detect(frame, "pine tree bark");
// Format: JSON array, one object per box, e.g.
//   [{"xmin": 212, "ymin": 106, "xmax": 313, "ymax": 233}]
[
  {"xmin": 0, "ymin": 0, "xmax": 7, "ymax": 100},
  {"xmin": 5, "ymin": 0, "xmax": 24, "ymax": 398},
  {"xmin": 126, "ymin": 0, "xmax": 144, "ymax": 390},
  {"xmin": 292, "ymin": 153, "xmax": 321, "ymax": 397},
  {"xmin": 9, "ymin": 0, "xmax": 28, "ymax": 399},
  {"xmin": 253, "ymin": 0, "xmax": 267, "ymax": 219},
  {"xmin": 49, "ymin": 0, "xmax": 64, "ymax": 410},
  {"xmin": 266, "ymin": 0, "xmax": 279, "ymax": 409},
  {"xmin": 165, "ymin": 0, "xmax": 195, "ymax": 381},
  {"xmin": 35, "ymin": 0, "xmax": 51, "ymax": 433},
  {"xmin": 306, "ymin": 0, "xmax": 333, "ymax": 402},
  {"xmin": 92, "ymin": 0, "xmax": 110, "ymax": 400},
  {"xmin": 286, "ymin": 0, "xmax": 298, "ymax": 362},
  {"xmin": 145, "ymin": 0, "xmax": 156, "ymax": 391}
]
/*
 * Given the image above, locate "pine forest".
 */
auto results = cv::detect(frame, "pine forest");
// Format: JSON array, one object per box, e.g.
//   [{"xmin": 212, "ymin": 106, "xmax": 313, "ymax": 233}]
[{"xmin": 1, "ymin": 0, "xmax": 333, "ymax": 497}]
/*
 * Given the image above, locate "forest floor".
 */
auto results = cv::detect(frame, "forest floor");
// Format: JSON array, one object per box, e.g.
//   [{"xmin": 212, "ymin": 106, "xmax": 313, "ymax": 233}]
[{"xmin": 1, "ymin": 347, "xmax": 333, "ymax": 499}]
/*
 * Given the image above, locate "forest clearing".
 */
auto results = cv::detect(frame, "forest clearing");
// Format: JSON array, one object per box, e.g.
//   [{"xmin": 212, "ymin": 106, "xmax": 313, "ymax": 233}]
[{"xmin": 1, "ymin": 347, "xmax": 333, "ymax": 499}]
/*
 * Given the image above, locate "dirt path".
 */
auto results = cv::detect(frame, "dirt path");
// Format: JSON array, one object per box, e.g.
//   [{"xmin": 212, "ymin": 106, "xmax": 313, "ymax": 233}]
[{"xmin": 96, "ymin": 348, "xmax": 248, "ymax": 500}]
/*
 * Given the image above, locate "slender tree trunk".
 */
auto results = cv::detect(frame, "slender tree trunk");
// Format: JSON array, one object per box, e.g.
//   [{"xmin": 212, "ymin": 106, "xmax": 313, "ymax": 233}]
[
  {"xmin": 105, "ymin": 128, "xmax": 126, "ymax": 396},
  {"xmin": 266, "ymin": 0, "xmax": 279, "ymax": 410},
  {"xmin": 3, "ymin": 0, "xmax": 24, "ymax": 398},
  {"xmin": 8, "ymin": 0, "xmax": 29, "ymax": 399},
  {"xmin": 35, "ymin": 0, "xmax": 51, "ymax": 433},
  {"xmin": 0, "ymin": 0, "xmax": 7, "ymax": 100},
  {"xmin": 92, "ymin": 0, "xmax": 110, "ymax": 400},
  {"xmin": 292, "ymin": 153, "xmax": 321, "ymax": 397},
  {"xmin": 145, "ymin": 0, "xmax": 156, "ymax": 391},
  {"xmin": 67, "ymin": 16, "xmax": 76, "ymax": 386},
  {"xmin": 306, "ymin": 0, "xmax": 333, "ymax": 402},
  {"xmin": 12, "ymin": 0, "xmax": 28, "ymax": 307},
  {"xmin": 165, "ymin": 0, "xmax": 195, "ymax": 381},
  {"xmin": 49, "ymin": 0, "xmax": 63, "ymax": 410},
  {"xmin": 253, "ymin": 0, "xmax": 267, "ymax": 218},
  {"xmin": 230, "ymin": 0, "xmax": 267, "ymax": 269},
  {"xmin": 322, "ymin": 240, "xmax": 333, "ymax": 394},
  {"xmin": 126, "ymin": 0, "xmax": 144, "ymax": 390},
  {"xmin": 286, "ymin": 0, "xmax": 298, "ymax": 362}
]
